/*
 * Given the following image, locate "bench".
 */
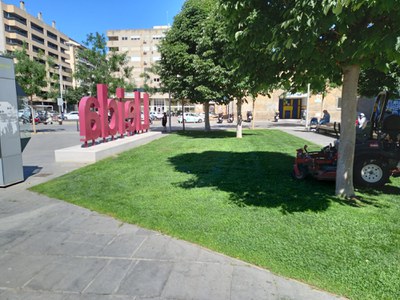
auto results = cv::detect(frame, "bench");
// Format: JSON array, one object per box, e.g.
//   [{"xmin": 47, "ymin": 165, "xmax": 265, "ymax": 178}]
[{"xmin": 316, "ymin": 122, "xmax": 341, "ymax": 136}]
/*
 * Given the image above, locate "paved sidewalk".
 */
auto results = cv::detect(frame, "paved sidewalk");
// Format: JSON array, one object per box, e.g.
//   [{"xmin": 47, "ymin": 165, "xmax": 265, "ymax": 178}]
[{"xmin": 0, "ymin": 122, "xmax": 345, "ymax": 300}]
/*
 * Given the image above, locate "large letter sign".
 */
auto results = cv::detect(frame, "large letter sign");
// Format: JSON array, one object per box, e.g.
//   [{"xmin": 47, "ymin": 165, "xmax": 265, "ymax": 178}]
[{"xmin": 79, "ymin": 84, "xmax": 150, "ymax": 147}]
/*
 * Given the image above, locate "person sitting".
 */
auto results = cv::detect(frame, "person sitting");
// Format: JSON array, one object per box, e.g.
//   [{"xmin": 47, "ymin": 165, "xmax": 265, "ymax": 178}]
[
  {"xmin": 357, "ymin": 113, "xmax": 367, "ymax": 129},
  {"xmin": 319, "ymin": 110, "xmax": 330, "ymax": 125}
]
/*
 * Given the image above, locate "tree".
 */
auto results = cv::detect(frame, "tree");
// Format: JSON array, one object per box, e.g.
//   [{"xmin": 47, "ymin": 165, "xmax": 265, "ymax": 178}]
[
  {"xmin": 221, "ymin": 0, "xmax": 400, "ymax": 198},
  {"xmin": 359, "ymin": 63, "xmax": 400, "ymax": 97},
  {"xmin": 13, "ymin": 45, "xmax": 47, "ymax": 102},
  {"xmin": 13, "ymin": 45, "xmax": 47, "ymax": 133},
  {"xmin": 157, "ymin": 0, "xmax": 231, "ymax": 131},
  {"xmin": 74, "ymin": 32, "xmax": 133, "ymax": 97}
]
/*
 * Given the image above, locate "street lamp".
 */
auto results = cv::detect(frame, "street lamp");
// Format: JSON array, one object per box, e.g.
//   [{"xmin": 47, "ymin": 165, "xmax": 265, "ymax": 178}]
[{"xmin": 56, "ymin": 64, "xmax": 65, "ymax": 114}]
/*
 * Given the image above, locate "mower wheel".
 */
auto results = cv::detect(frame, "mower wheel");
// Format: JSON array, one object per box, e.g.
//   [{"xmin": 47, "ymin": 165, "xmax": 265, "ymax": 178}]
[
  {"xmin": 292, "ymin": 165, "xmax": 307, "ymax": 180},
  {"xmin": 354, "ymin": 158, "xmax": 390, "ymax": 188}
]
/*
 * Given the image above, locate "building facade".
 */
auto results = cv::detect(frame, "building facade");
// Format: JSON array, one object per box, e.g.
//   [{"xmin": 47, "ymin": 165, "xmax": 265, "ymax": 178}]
[
  {"xmin": 0, "ymin": 0, "xmax": 82, "ymax": 109},
  {"xmin": 107, "ymin": 26, "xmax": 198, "ymax": 114}
]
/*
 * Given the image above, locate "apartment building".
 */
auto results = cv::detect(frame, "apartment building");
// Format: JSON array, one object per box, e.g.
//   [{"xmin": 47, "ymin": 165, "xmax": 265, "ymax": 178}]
[
  {"xmin": 107, "ymin": 26, "xmax": 195, "ymax": 114},
  {"xmin": 0, "ymin": 0, "xmax": 81, "ymax": 107}
]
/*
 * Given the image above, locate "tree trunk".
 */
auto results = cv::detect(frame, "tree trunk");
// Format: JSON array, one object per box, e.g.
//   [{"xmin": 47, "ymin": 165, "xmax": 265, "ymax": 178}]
[
  {"xmin": 182, "ymin": 100, "xmax": 185, "ymax": 131},
  {"xmin": 251, "ymin": 97, "xmax": 255, "ymax": 130},
  {"xmin": 335, "ymin": 65, "xmax": 360, "ymax": 198},
  {"xmin": 30, "ymin": 96, "xmax": 37, "ymax": 134},
  {"xmin": 236, "ymin": 99, "xmax": 243, "ymax": 138},
  {"xmin": 204, "ymin": 102, "xmax": 211, "ymax": 131}
]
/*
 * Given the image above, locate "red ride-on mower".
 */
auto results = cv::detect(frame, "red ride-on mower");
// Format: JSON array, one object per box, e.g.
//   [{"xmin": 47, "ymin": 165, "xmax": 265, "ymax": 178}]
[{"xmin": 293, "ymin": 91, "xmax": 400, "ymax": 188}]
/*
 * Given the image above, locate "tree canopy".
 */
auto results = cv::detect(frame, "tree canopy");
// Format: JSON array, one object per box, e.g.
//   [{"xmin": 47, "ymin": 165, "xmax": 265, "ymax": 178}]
[
  {"xmin": 13, "ymin": 45, "xmax": 47, "ymax": 102},
  {"xmin": 220, "ymin": 0, "xmax": 400, "ymax": 197},
  {"xmin": 157, "ymin": 0, "xmax": 257, "ymax": 133},
  {"xmin": 74, "ymin": 32, "xmax": 134, "ymax": 96}
]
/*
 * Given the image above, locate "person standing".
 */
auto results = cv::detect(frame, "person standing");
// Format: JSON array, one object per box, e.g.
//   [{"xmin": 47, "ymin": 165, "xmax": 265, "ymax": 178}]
[{"xmin": 162, "ymin": 112, "xmax": 167, "ymax": 132}]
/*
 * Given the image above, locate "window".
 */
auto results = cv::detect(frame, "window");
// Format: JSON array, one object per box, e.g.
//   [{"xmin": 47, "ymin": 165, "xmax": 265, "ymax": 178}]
[
  {"xmin": 32, "ymin": 45, "xmax": 44, "ymax": 53},
  {"xmin": 31, "ymin": 34, "xmax": 44, "ymax": 45},
  {"xmin": 47, "ymin": 31, "xmax": 57, "ymax": 40},
  {"xmin": 5, "ymin": 37, "xmax": 23, "ymax": 46},
  {"xmin": 152, "ymin": 35, "xmax": 165, "ymax": 40},
  {"xmin": 121, "ymin": 36, "xmax": 128, "ymax": 41},
  {"xmin": 48, "ymin": 51, "xmax": 58, "ymax": 59},
  {"xmin": 47, "ymin": 41, "xmax": 58, "ymax": 51},
  {"xmin": 31, "ymin": 22, "xmax": 44, "ymax": 34},
  {"xmin": 130, "ymin": 36, "xmax": 140, "ymax": 40},
  {"xmin": 108, "ymin": 36, "xmax": 118, "ymax": 41},
  {"xmin": 153, "ymin": 78, "xmax": 160, "ymax": 82},
  {"xmin": 337, "ymin": 97, "xmax": 342, "ymax": 109},
  {"xmin": 5, "ymin": 25, "xmax": 28, "ymax": 37},
  {"xmin": 3, "ymin": 12, "xmax": 26, "ymax": 25}
]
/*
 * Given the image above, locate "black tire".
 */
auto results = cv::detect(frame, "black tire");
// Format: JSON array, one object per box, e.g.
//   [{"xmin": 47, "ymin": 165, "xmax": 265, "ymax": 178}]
[
  {"xmin": 291, "ymin": 165, "xmax": 307, "ymax": 180},
  {"xmin": 353, "ymin": 158, "xmax": 390, "ymax": 188},
  {"xmin": 198, "ymin": 119, "xmax": 202, "ymax": 123}
]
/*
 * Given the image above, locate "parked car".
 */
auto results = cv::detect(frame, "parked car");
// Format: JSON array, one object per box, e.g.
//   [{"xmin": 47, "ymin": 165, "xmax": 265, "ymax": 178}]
[
  {"xmin": 178, "ymin": 113, "xmax": 204, "ymax": 123},
  {"xmin": 150, "ymin": 111, "xmax": 164, "ymax": 120},
  {"xmin": 62, "ymin": 111, "xmax": 79, "ymax": 120}
]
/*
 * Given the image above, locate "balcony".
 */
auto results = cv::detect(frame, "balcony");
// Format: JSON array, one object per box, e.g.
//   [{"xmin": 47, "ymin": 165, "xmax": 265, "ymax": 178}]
[
  {"xmin": 3, "ymin": 12, "xmax": 27, "ymax": 25},
  {"xmin": 47, "ymin": 31, "xmax": 58, "ymax": 40},
  {"xmin": 5, "ymin": 37, "xmax": 23, "ymax": 46},
  {"xmin": 31, "ymin": 34, "xmax": 44, "ymax": 45},
  {"xmin": 5, "ymin": 25, "xmax": 28, "ymax": 37},
  {"xmin": 31, "ymin": 22, "xmax": 44, "ymax": 34},
  {"xmin": 47, "ymin": 41, "xmax": 58, "ymax": 51}
]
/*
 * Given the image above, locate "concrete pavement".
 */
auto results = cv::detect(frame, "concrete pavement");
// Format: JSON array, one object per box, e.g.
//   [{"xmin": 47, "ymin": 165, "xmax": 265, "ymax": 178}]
[{"xmin": 0, "ymin": 120, "xmax": 344, "ymax": 300}]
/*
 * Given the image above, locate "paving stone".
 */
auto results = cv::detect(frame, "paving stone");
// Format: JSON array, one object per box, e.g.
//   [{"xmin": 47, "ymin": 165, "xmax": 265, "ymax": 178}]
[
  {"xmin": 0, "ymin": 254, "xmax": 56, "ymax": 288},
  {"xmin": 0, "ymin": 290, "xmax": 65, "ymax": 300},
  {"xmin": 230, "ymin": 265, "xmax": 279, "ymax": 300},
  {"xmin": 0, "ymin": 229, "xmax": 29, "ymax": 251},
  {"xmin": 72, "ymin": 215, "xmax": 122, "ymax": 234},
  {"xmin": 26, "ymin": 256, "xmax": 108, "ymax": 293},
  {"xmin": 48, "ymin": 232, "xmax": 115, "ymax": 256},
  {"xmin": 162, "ymin": 261, "xmax": 233, "ymax": 300},
  {"xmin": 83, "ymin": 259, "xmax": 134, "ymax": 294},
  {"xmin": 197, "ymin": 248, "xmax": 247, "ymax": 266},
  {"xmin": 100, "ymin": 234, "xmax": 146, "ymax": 258},
  {"xmin": 133, "ymin": 235, "xmax": 200, "ymax": 261},
  {"xmin": 7, "ymin": 231, "xmax": 70, "ymax": 255},
  {"xmin": 117, "ymin": 260, "xmax": 173, "ymax": 297}
]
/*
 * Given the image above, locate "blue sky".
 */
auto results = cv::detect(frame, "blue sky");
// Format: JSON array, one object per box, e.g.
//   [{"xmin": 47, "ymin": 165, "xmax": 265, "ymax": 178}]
[{"xmin": 5, "ymin": 0, "xmax": 186, "ymax": 43}]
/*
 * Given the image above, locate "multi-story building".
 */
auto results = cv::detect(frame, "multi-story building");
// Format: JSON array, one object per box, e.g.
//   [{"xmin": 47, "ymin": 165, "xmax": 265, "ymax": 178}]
[
  {"xmin": 0, "ymin": 0, "xmax": 82, "ymax": 109},
  {"xmin": 107, "ymin": 26, "xmax": 196, "ymax": 114}
]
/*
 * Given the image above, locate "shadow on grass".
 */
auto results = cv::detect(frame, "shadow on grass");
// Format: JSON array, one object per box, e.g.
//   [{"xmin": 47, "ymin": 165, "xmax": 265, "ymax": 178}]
[
  {"xmin": 169, "ymin": 150, "xmax": 339, "ymax": 213},
  {"xmin": 175, "ymin": 130, "xmax": 257, "ymax": 139},
  {"xmin": 357, "ymin": 184, "xmax": 400, "ymax": 197}
]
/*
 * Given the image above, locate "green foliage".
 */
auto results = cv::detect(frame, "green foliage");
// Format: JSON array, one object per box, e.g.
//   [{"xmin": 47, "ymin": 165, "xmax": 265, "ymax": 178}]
[
  {"xmin": 74, "ymin": 33, "xmax": 134, "ymax": 96},
  {"xmin": 359, "ymin": 63, "xmax": 400, "ymax": 97},
  {"xmin": 13, "ymin": 45, "xmax": 47, "ymax": 101},
  {"xmin": 31, "ymin": 130, "xmax": 400, "ymax": 300},
  {"xmin": 157, "ymin": 0, "xmax": 251, "ymax": 106},
  {"xmin": 221, "ymin": 0, "xmax": 400, "ymax": 90}
]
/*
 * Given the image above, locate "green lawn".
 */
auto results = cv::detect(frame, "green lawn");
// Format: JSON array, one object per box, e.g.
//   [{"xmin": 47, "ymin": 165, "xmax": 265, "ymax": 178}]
[{"xmin": 31, "ymin": 130, "xmax": 400, "ymax": 300}]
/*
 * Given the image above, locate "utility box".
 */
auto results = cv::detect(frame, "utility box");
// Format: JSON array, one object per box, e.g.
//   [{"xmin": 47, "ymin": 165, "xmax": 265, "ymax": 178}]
[{"xmin": 0, "ymin": 56, "xmax": 24, "ymax": 186}]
